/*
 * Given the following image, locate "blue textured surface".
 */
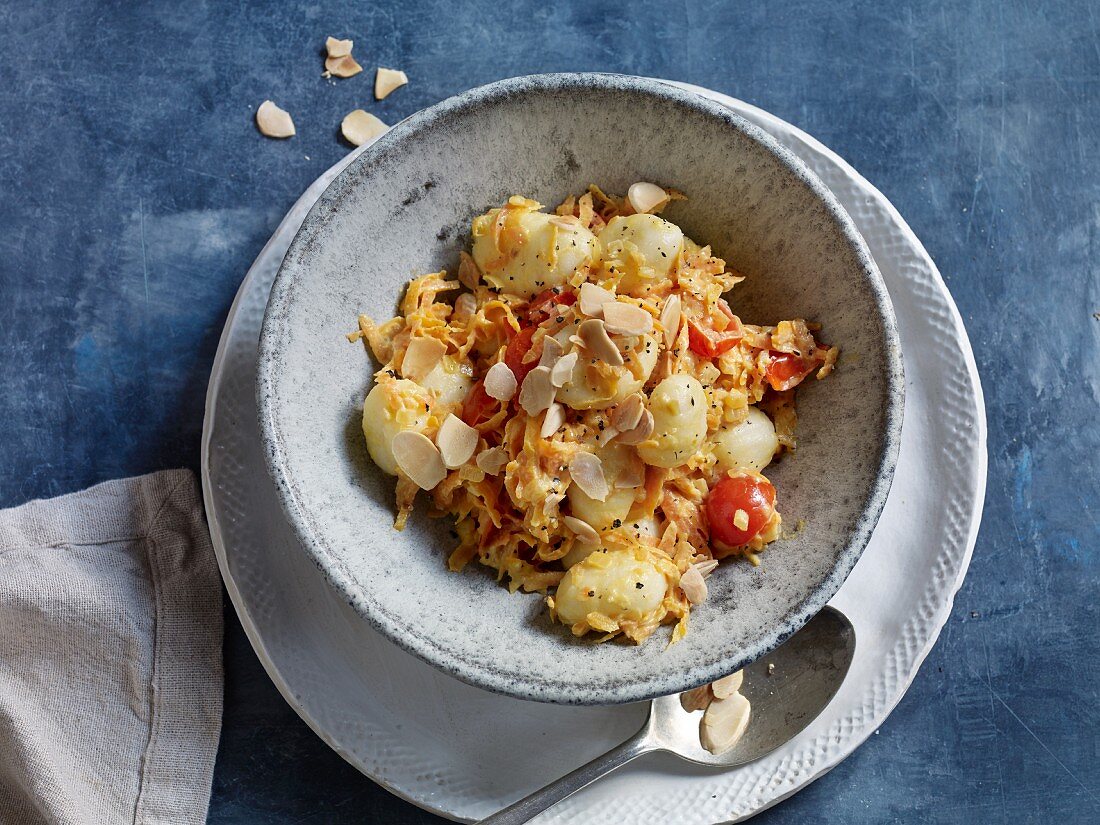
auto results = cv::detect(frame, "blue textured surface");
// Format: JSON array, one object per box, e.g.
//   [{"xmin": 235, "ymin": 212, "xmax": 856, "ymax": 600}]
[{"xmin": 0, "ymin": 1, "xmax": 1096, "ymax": 823}]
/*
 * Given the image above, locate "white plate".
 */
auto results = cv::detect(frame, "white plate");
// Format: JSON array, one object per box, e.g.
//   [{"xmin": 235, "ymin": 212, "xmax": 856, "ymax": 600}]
[{"xmin": 201, "ymin": 82, "xmax": 986, "ymax": 823}]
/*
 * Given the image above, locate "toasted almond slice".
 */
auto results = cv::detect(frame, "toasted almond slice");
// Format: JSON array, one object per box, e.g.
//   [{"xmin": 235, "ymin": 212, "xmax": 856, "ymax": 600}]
[
  {"xmin": 548, "ymin": 214, "xmax": 581, "ymax": 229},
  {"xmin": 680, "ymin": 684, "xmax": 713, "ymax": 713},
  {"xmin": 375, "ymin": 67, "xmax": 409, "ymax": 99},
  {"xmin": 454, "ymin": 292, "xmax": 477, "ymax": 320},
  {"xmin": 326, "ymin": 54, "xmax": 363, "ymax": 77},
  {"xmin": 391, "ymin": 431, "xmax": 446, "ymax": 490},
  {"xmin": 255, "ymin": 100, "xmax": 295, "ymax": 138},
  {"xmin": 700, "ymin": 692, "xmax": 751, "ymax": 755},
  {"xmin": 399, "ymin": 336, "xmax": 446, "ymax": 382},
  {"xmin": 578, "ymin": 282, "xmax": 615, "ymax": 317},
  {"xmin": 733, "ymin": 508, "xmax": 750, "ymax": 531},
  {"xmin": 341, "ymin": 109, "xmax": 388, "ymax": 146},
  {"xmin": 325, "ymin": 36, "xmax": 353, "ymax": 58},
  {"xmin": 660, "ymin": 294, "xmax": 682, "ymax": 348},
  {"xmin": 550, "ymin": 351, "xmax": 579, "ymax": 387},
  {"xmin": 540, "ymin": 402, "xmax": 565, "ymax": 438},
  {"xmin": 518, "ymin": 365, "xmax": 554, "ymax": 415},
  {"xmin": 577, "ymin": 319, "xmax": 624, "ymax": 366},
  {"xmin": 569, "ymin": 452, "xmax": 609, "ymax": 502},
  {"xmin": 614, "ymin": 452, "xmax": 646, "ymax": 488},
  {"xmin": 693, "ymin": 559, "xmax": 719, "ymax": 578},
  {"xmin": 475, "ymin": 446, "xmax": 509, "ymax": 475},
  {"xmin": 611, "ymin": 393, "xmax": 645, "ymax": 432},
  {"xmin": 435, "ymin": 414, "xmax": 478, "ymax": 469},
  {"xmin": 538, "ymin": 335, "xmax": 564, "ymax": 368},
  {"xmin": 616, "ymin": 408, "xmax": 654, "ymax": 445},
  {"xmin": 711, "ymin": 670, "xmax": 743, "ymax": 699},
  {"xmin": 680, "ymin": 564, "xmax": 708, "ymax": 604},
  {"xmin": 562, "ymin": 515, "xmax": 600, "ymax": 545},
  {"xmin": 484, "ymin": 361, "xmax": 518, "ymax": 401},
  {"xmin": 627, "ymin": 181, "xmax": 671, "ymax": 215},
  {"xmin": 602, "ymin": 302, "xmax": 653, "ymax": 336}
]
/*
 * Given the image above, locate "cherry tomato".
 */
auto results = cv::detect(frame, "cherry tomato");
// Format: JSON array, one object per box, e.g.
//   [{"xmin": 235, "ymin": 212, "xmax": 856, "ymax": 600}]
[
  {"xmin": 460, "ymin": 379, "xmax": 497, "ymax": 426},
  {"xmin": 526, "ymin": 288, "xmax": 576, "ymax": 325},
  {"xmin": 706, "ymin": 472, "xmax": 776, "ymax": 548},
  {"xmin": 765, "ymin": 351, "xmax": 815, "ymax": 391},
  {"xmin": 504, "ymin": 325, "xmax": 538, "ymax": 385},
  {"xmin": 687, "ymin": 299, "xmax": 743, "ymax": 358}
]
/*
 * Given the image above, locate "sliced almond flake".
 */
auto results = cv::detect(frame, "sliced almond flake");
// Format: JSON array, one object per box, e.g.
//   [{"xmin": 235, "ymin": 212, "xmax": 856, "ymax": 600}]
[
  {"xmin": 595, "ymin": 424, "xmax": 619, "ymax": 447},
  {"xmin": 611, "ymin": 393, "xmax": 645, "ymax": 432},
  {"xmin": 627, "ymin": 181, "xmax": 671, "ymax": 214},
  {"xmin": 454, "ymin": 292, "xmax": 477, "ymax": 319},
  {"xmin": 693, "ymin": 559, "xmax": 719, "ymax": 578},
  {"xmin": 660, "ymin": 294, "xmax": 682, "ymax": 348},
  {"xmin": 475, "ymin": 446, "xmax": 509, "ymax": 475},
  {"xmin": 255, "ymin": 101, "xmax": 295, "ymax": 139},
  {"xmin": 326, "ymin": 53, "xmax": 363, "ymax": 77},
  {"xmin": 538, "ymin": 335, "xmax": 564, "ymax": 368},
  {"xmin": 577, "ymin": 319, "xmax": 624, "ymax": 366},
  {"xmin": 484, "ymin": 362, "xmax": 518, "ymax": 401},
  {"xmin": 399, "ymin": 336, "xmax": 446, "ymax": 382},
  {"xmin": 325, "ymin": 36, "xmax": 353, "ymax": 58},
  {"xmin": 341, "ymin": 109, "xmax": 388, "ymax": 146},
  {"xmin": 518, "ymin": 365, "xmax": 555, "ymax": 415},
  {"xmin": 680, "ymin": 564, "xmax": 708, "ymax": 604},
  {"xmin": 374, "ymin": 67, "xmax": 408, "ymax": 100},
  {"xmin": 578, "ymin": 282, "xmax": 615, "ymax": 317},
  {"xmin": 616, "ymin": 408, "xmax": 654, "ymax": 445},
  {"xmin": 700, "ymin": 692, "xmax": 751, "ymax": 755},
  {"xmin": 540, "ymin": 402, "xmax": 565, "ymax": 438},
  {"xmin": 391, "ymin": 431, "xmax": 446, "ymax": 490},
  {"xmin": 569, "ymin": 452, "xmax": 609, "ymax": 502},
  {"xmin": 711, "ymin": 670, "xmax": 743, "ymax": 699},
  {"xmin": 562, "ymin": 515, "xmax": 600, "ymax": 545},
  {"xmin": 680, "ymin": 684, "xmax": 713, "ymax": 713},
  {"xmin": 733, "ymin": 508, "xmax": 750, "ymax": 531},
  {"xmin": 614, "ymin": 452, "xmax": 646, "ymax": 489},
  {"xmin": 435, "ymin": 414, "xmax": 478, "ymax": 469},
  {"xmin": 550, "ymin": 350, "xmax": 579, "ymax": 387},
  {"xmin": 602, "ymin": 302, "xmax": 653, "ymax": 336},
  {"xmin": 548, "ymin": 214, "xmax": 581, "ymax": 229}
]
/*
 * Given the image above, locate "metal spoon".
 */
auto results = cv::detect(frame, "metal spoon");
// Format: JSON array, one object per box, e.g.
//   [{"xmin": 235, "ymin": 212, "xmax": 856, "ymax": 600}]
[{"xmin": 481, "ymin": 606, "xmax": 855, "ymax": 825}]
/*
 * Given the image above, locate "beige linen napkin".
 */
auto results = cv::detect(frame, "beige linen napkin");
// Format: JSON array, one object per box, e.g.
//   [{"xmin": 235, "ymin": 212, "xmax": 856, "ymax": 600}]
[{"xmin": 0, "ymin": 470, "xmax": 223, "ymax": 825}]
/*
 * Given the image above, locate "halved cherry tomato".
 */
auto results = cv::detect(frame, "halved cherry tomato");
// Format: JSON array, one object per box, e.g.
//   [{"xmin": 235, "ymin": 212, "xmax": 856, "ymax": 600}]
[
  {"xmin": 460, "ymin": 379, "xmax": 497, "ymax": 426},
  {"xmin": 706, "ymin": 471, "xmax": 776, "ymax": 548},
  {"xmin": 525, "ymin": 287, "xmax": 576, "ymax": 325},
  {"xmin": 766, "ymin": 351, "xmax": 816, "ymax": 391},
  {"xmin": 687, "ymin": 299, "xmax": 744, "ymax": 358},
  {"xmin": 504, "ymin": 325, "xmax": 538, "ymax": 385}
]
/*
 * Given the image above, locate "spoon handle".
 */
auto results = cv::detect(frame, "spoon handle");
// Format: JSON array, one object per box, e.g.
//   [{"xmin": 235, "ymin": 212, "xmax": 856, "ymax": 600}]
[{"xmin": 480, "ymin": 727, "xmax": 654, "ymax": 825}]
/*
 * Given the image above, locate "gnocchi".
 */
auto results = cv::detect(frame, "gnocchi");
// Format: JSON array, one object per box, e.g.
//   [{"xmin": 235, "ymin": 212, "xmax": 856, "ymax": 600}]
[
  {"xmin": 554, "ymin": 547, "xmax": 669, "ymax": 629},
  {"xmin": 637, "ymin": 375, "xmax": 708, "ymax": 468},
  {"xmin": 598, "ymin": 214, "xmax": 684, "ymax": 295},
  {"xmin": 710, "ymin": 407, "xmax": 779, "ymax": 472},
  {"xmin": 361, "ymin": 379, "xmax": 433, "ymax": 476}
]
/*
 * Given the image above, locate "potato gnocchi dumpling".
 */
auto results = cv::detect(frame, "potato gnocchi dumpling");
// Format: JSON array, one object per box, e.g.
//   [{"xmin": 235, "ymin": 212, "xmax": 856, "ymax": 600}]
[{"xmin": 349, "ymin": 183, "xmax": 837, "ymax": 645}]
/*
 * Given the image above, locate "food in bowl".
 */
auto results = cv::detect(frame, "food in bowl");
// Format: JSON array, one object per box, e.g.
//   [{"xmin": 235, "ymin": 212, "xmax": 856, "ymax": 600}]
[{"xmin": 349, "ymin": 183, "xmax": 837, "ymax": 644}]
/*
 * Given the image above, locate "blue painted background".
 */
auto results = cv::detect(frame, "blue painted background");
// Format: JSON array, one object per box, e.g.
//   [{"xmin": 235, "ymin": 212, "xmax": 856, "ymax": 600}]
[{"xmin": 1, "ymin": 1, "xmax": 1097, "ymax": 822}]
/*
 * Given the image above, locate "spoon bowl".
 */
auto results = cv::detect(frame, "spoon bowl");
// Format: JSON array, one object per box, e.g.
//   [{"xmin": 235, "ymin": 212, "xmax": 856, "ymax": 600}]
[{"xmin": 482, "ymin": 607, "xmax": 855, "ymax": 824}]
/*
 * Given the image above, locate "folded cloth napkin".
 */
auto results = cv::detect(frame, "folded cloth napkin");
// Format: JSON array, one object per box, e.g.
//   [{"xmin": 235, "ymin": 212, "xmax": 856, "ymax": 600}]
[{"xmin": 0, "ymin": 470, "xmax": 223, "ymax": 825}]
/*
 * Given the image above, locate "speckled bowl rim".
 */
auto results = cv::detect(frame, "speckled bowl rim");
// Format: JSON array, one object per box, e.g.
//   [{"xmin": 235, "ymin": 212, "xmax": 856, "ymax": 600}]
[{"xmin": 256, "ymin": 73, "xmax": 905, "ymax": 705}]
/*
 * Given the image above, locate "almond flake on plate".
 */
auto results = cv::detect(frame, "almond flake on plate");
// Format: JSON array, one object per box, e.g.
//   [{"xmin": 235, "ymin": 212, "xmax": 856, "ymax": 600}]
[
  {"xmin": 341, "ymin": 110, "xmax": 388, "ymax": 146},
  {"xmin": 561, "ymin": 515, "xmax": 600, "ymax": 545},
  {"xmin": 627, "ymin": 181, "xmax": 670, "ymax": 215},
  {"xmin": 680, "ymin": 684, "xmax": 712, "ymax": 713},
  {"xmin": 660, "ymin": 294, "xmax": 682, "ymax": 347},
  {"xmin": 569, "ymin": 452, "xmax": 609, "ymax": 502},
  {"xmin": 710, "ymin": 670, "xmax": 743, "ymax": 699},
  {"xmin": 693, "ymin": 558, "xmax": 719, "ymax": 578},
  {"xmin": 550, "ymin": 350, "xmax": 579, "ymax": 387},
  {"xmin": 326, "ymin": 53, "xmax": 363, "ymax": 77},
  {"xmin": 538, "ymin": 335, "xmax": 564, "ymax": 368},
  {"xmin": 435, "ymin": 414, "xmax": 478, "ymax": 469},
  {"xmin": 399, "ymin": 336, "xmax": 446, "ymax": 382},
  {"xmin": 610, "ymin": 393, "xmax": 645, "ymax": 432},
  {"xmin": 375, "ymin": 67, "xmax": 408, "ymax": 100},
  {"xmin": 616, "ymin": 408, "xmax": 654, "ymax": 445},
  {"xmin": 325, "ymin": 36, "xmax": 353, "ymax": 58},
  {"xmin": 700, "ymin": 692, "xmax": 751, "ymax": 755},
  {"xmin": 680, "ymin": 564, "xmax": 708, "ymax": 604},
  {"xmin": 391, "ymin": 431, "xmax": 446, "ymax": 490},
  {"xmin": 518, "ymin": 365, "xmax": 555, "ymax": 415},
  {"xmin": 602, "ymin": 302, "xmax": 653, "ymax": 336},
  {"xmin": 255, "ymin": 101, "xmax": 295, "ymax": 139},
  {"xmin": 475, "ymin": 446, "xmax": 509, "ymax": 475},
  {"xmin": 540, "ymin": 402, "xmax": 565, "ymax": 438},
  {"xmin": 484, "ymin": 362, "xmax": 518, "ymax": 401},
  {"xmin": 577, "ymin": 319, "xmax": 623, "ymax": 366},
  {"xmin": 614, "ymin": 452, "xmax": 646, "ymax": 488},
  {"xmin": 578, "ymin": 282, "xmax": 615, "ymax": 317}
]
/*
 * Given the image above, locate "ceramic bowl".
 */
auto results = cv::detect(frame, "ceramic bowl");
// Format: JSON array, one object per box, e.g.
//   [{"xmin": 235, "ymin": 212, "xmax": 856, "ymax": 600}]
[{"xmin": 257, "ymin": 73, "xmax": 903, "ymax": 705}]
